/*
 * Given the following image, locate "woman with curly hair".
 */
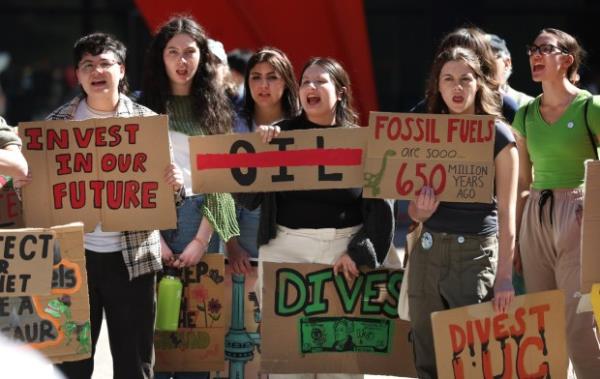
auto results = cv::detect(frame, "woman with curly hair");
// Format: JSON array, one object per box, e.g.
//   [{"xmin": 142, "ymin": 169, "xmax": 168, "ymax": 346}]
[{"xmin": 140, "ymin": 15, "xmax": 239, "ymax": 379}]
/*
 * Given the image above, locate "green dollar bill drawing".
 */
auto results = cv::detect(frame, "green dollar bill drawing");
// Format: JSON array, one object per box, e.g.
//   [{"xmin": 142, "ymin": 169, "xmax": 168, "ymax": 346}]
[{"xmin": 298, "ymin": 316, "xmax": 392, "ymax": 354}]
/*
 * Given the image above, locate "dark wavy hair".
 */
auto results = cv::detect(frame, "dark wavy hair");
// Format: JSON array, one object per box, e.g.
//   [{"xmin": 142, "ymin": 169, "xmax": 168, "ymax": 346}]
[
  {"xmin": 537, "ymin": 28, "xmax": 586, "ymax": 85},
  {"xmin": 242, "ymin": 47, "xmax": 300, "ymax": 126},
  {"xmin": 300, "ymin": 57, "xmax": 358, "ymax": 127},
  {"xmin": 425, "ymin": 47, "xmax": 502, "ymax": 118},
  {"xmin": 140, "ymin": 15, "xmax": 232, "ymax": 135},
  {"xmin": 73, "ymin": 32, "xmax": 129, "ymax": 94}
]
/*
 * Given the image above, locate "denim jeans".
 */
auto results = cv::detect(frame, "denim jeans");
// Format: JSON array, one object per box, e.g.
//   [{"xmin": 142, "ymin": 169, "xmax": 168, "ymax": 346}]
[
  {"xmin": 236, "ymin": 205, "xmax": 260, "ymax": 259},
  {"xmin": 161, "ymin": 195, "xmax": 220, "ymax": 254}
]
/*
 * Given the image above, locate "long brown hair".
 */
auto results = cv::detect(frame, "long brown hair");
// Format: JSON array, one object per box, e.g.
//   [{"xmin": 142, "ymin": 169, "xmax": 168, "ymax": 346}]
[
  {"xmin": 425, "ymin": 47, "xmax": 502, "ymax": 118},
  {"xmin": 242, "ymin": 47, "xmax": 300, "ymax": 125},
  {"xmin": 537, "ymin": 28, "xmax": 586, "ymax": 85},
  {"xmin": 140, "ymin": 15, "xmax": 233, "ymax": 135}
]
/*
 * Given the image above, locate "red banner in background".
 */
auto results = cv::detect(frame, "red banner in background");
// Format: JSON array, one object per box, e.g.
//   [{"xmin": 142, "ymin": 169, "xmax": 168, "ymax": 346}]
[{"xmin": 133, "ymin": 0, "xmax": 378, "ymax": 125}]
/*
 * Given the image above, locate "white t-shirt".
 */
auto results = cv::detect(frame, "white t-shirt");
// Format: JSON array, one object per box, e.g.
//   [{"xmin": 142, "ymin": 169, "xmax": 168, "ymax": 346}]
[
  {"xmin": 73, "ymin": 99, "xmax": 122, "ymax": 252},
  {"xmin": 169, "ymin": 130, "xmax": 194, "ymax": 195}
]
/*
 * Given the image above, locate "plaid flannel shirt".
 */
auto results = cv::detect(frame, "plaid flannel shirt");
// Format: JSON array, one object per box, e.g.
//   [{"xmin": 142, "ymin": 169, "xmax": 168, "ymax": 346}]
[{"xmin": 47, "ymin": 94, "xmax": 180, "ymax": 279}]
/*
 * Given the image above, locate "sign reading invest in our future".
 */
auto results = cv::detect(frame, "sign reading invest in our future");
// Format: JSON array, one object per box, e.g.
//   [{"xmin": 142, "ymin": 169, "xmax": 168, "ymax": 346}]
[
  {"xmin": 190, "ymin": 127, "xmax": 367, "ymax": 193},
  {"xmin": 19, "ymin": 116, "xmax": 176, "ymax": 232},
  {"xmin": 363, "ymin": 112, "xmax": 496, "ymax": 203}
]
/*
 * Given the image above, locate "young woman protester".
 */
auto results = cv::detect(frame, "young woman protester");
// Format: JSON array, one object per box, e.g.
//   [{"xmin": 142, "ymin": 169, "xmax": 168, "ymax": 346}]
[
  {"xmin": 13, "ymin": 32, "xmax": 184, "ymax": 379},
  {"xmin": 237, "ymin": 57, "xmax": 394, "ymax": 379},
  {"xmin": 512, "ymin": 28, "xmax": 600, "ymax": 378},
  {"xmin": 407, "ymin": 47, "xmax": 517, "ymax": 379},
  {"xmin": 226, "ymin": 47, "xmax": 300, "ymax": 274},
  {"xmin": 140, "ymin": 16, "xmax": 239, "ymax": 379}
]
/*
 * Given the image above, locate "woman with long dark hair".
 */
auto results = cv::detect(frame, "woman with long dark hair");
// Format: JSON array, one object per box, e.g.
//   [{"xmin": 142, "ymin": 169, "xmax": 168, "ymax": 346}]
[
  {"xmin": 140, "ymin": 15, "xmax": 239, "ymax": 379},
  {"xmin": 408, "ymin": 46, "xmax": 517, "ymax": 378},
  {"xmin": 512, "ymin": 28, "xmax": 600, "ymax": 378},
  {"xmin": 226, "ymin": 47, "xmax": 300, "ymax": 273}
]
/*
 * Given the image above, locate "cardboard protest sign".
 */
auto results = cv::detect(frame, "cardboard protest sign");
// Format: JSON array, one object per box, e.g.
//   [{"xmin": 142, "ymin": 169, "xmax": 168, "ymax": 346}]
[
  {"xmin": 261, "ymin": 262, "xmax": 416, "ymax": 377},
  {"xmin": 19, "ymin": 116, "xmax": 176, "ymax": 232},
  {"xmin": 0, "ymin": 184, "xmax": 23, "ymax": 229},
  {"xmin": 363, "ymin": 112, "xmax": 496, "ymax": 203},
  {"xmin": 0, "ymin": 228, "xmax": 54, "ymax": 296},
  {"xmin": 217, "ymin": 261, "xmax": 262, "ymax": 379},
  {"xmin": 431, "ymin": 290, "xmax": 567, "ymax": 379},
  {"xmin": 155, "ymin": 254, "xmax": 226, "ymax": 372},
  {"xmin": 190, "ymin": 127, "xmax": 367, "ymax": 193},
  {"xmin": 0, "ymin": 222, "xmax": 91, "ymax": 363},
  {"xmin": 581, "ymin": 160, "xmax": 600, "ymax": 293}
]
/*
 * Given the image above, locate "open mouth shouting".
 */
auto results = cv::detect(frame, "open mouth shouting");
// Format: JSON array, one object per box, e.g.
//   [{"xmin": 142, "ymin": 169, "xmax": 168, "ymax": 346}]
[
  {"xmin": 306, "ymin": 94, "xmax": 321, "ymax": 106},
  {"xmin": 90, "ymin": 78, "xmax": 108, "ymax": 89}
]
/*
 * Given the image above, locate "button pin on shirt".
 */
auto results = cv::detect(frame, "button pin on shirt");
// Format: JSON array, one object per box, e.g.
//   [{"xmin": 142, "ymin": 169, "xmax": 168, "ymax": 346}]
[
  {"xmin": 421, "ymin": 232, "xmax": 433, "ymax": 250},
  {"xmin": 567, "ymin": 121, "xmax": 574, "ymax": 129}
]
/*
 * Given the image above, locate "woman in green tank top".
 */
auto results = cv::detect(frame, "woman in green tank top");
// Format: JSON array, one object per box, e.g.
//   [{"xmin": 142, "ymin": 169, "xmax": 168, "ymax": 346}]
[{"xmin": 512, "ymin": 28, "xmax": 600, "ymax": 379}]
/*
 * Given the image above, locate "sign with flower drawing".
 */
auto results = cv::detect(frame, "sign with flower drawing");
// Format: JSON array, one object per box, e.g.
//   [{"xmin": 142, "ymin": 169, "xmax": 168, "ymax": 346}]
[{"xmin": 154, "ymin": 254, "xmax": 226, "ymax": 371}]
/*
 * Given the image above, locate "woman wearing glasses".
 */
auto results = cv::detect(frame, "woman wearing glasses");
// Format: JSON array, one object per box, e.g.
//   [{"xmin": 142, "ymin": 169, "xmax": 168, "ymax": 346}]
[{"xmin": 512, "ymin": 28, "xmax": 600, "ymax": 378}]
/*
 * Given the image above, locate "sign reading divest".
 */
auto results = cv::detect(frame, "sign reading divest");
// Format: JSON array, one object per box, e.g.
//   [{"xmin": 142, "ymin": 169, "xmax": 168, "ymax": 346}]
[
  {"xmin": 581, "ymin": 160, "xmax": 600, "ymax": 293},
  {"xmin": 155, "ymin": 254, "xmax": 225, "ymax": 372},
  {"xmin": 0, "ymin": 228, "xmax": 54, "ymax": 296},
  {"xmin": 363, "ymin": 112, "xmax": 496, "ymax": 202},
  {"xmin": 0, "ymin": 223, "xmax": 91, "ymax": 363},
  {"xmin": 261, "ymin": 262, "xmax": 416, "ymax": 377},
  {"xmin": 19, "ymin": 116, "xmax": 176, "ymax": 232},
  {"xmin": 190, "ymin": 127, "xmax": 367, "ymax": 193},
  {"xmin": 431, "ymin": 290, "xmax": 567, "ymax": 379}
]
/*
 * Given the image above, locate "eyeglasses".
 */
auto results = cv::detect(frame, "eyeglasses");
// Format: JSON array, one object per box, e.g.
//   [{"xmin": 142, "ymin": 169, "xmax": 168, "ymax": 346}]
[
  {"xmin": 526, "ymin": 44, "xmax": 569, "ymax": 56},
  {"xmin": 78, "ymin": 60, "xmax": 119, "ymax": 73}
]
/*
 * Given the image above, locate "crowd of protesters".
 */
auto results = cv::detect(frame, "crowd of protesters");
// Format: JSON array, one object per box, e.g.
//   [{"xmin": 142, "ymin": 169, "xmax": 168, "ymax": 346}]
[{"xmin": 0, "ymin": 13, "xmax": 598, "ymax": 379}]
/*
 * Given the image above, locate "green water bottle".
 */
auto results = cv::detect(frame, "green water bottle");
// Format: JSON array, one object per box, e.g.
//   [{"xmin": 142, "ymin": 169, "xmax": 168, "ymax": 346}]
[{"xmin": 156, "ymin": 267, "xmax": 183, "ymax": 331}]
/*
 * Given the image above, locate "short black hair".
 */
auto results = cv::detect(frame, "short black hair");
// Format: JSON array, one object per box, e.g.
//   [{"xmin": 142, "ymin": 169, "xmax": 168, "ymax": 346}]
[
  {"xmin": 73, "ymin": 32, "xmax": 129, "ymax": 93},
  {"xmin": 227, "ymin": 48, "xmax": 253, "ymax": 75}
]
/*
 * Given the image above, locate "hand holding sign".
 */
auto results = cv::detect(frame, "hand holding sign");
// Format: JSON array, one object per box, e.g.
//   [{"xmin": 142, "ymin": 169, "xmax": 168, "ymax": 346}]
[
  {"xmin": 257, "ymin": 124, "xmax": 282, "ymax": 143},
  {"xmin": 19, "ymin": 116, "xmax": 177, "ymax": 232}
]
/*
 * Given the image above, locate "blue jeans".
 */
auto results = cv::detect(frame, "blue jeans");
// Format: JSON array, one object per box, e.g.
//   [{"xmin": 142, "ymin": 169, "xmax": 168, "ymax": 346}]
[
  {"xmin": 157, "ymin": 195, "xmax": 217, "ymax": 378},
  {"xmin": 236, "ymin": 205, "xmax": 260, "ymax": 259},
  {"xmin": 161, "ymin": 195, "xmax": 220, "ymax": 254}
]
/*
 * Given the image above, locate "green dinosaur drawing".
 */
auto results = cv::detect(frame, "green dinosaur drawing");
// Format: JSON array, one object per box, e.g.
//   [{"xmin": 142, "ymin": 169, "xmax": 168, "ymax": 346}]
[
  {"xmin": 45, "ymin": 296, "xmax": 92, "ymax": 354},
  {"xmin": 363, "ymin": 149, "xmax": 396, "ymax": 196}
]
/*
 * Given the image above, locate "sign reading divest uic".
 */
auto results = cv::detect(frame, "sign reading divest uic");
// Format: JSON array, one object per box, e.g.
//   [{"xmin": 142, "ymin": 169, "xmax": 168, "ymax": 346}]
[
  {"xmin": 190, "ymin": 127, "xmax": 367, "ymax": 193},
  {"xmin": 363, "ymin": 112, "xmax": 496, "ymax": 203},
  {"xmin": 431, "ymin": 290, "xmax": 567, "ymax": 379},
  {"xmin": 19, "ymin": 116, "xmax": 176, "ymax": 232}
]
